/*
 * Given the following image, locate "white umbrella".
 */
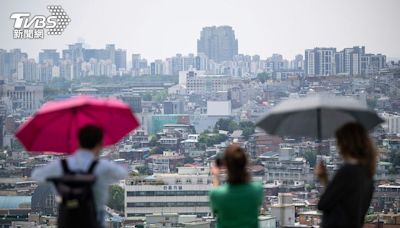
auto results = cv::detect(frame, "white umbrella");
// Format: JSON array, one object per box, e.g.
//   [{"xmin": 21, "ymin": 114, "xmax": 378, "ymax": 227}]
[{"xmin": 256, "ymin": 96, "xmax": 384, "ymax": 140}]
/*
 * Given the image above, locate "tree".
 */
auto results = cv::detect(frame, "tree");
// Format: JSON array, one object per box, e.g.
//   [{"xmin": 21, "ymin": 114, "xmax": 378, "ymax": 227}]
[
  {"xmin": 198, "ymin": 133, "xmax": 228, "ymax": 147},
  {"xmin": 214, "ymin": 119, "xmax": 239, "ymax": 133},
  {"xmin": 150, "ymin": 146, "xmax": 163, "ymax": 155},
  {"xmin": 239, "ymin": 121, "xmax": 256, "ymax": 140},
  {"xmin": 184, "ymin": 156, "xmax": 194, "ymax": 164},
  {"xmin": 153, "ymin": 91, "xmax": 167, "ymax": 103},
  {"xmin": 107, "ymin": 185, "xmax": 124, "ymax": 213},
  {"xmin": 136, "ymin": 165, "xmax": 153, "ymax": 175},
  {"xmin": 256, "ymin": 72, "xmax": 270, "ymax": 83},
  {"xmin": 142, "ymin": 93, "xmax": 152, "ymax": 101},
  {"xmin": 304, "ymin": 150, "xmax": 317, "ymax": 167},
  {"xmin": 148, "ymin": 135, "xmax": 159, "ymax": 147}
]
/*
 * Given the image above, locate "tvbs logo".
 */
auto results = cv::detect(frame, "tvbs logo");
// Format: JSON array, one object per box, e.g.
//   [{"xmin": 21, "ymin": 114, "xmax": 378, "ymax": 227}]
[{"xmin": 10, "ymin": 5, "xmax": 71, "ymax": 39}]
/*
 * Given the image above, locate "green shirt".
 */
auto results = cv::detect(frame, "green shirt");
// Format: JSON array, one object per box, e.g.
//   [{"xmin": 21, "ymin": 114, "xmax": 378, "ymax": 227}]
[{"xmin": 209, "ymin": 181, "xmax": 263, "ymax": 228}]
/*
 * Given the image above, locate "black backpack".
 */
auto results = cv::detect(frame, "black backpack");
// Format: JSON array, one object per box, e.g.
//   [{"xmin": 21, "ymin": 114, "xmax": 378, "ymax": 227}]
[{"xmin": 48, "ymin": 159, "xmax": 100, "ymax": 228}]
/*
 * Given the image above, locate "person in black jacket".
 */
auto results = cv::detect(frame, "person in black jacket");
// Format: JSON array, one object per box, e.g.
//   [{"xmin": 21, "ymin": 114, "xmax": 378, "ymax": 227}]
[{"xmin": 315, "ymin": 122, "xmax": 377, "ymax": 228}]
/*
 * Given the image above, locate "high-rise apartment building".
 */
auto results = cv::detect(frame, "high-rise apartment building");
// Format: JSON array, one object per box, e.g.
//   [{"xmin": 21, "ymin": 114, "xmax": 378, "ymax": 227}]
[
  {"xmin": 171, "ymin": 54, "xmax": 184, "ymax": 76},
  {"xmin": 305, "ymin": 48, "xmax": 336, "ymax": 76},
  {"xmin": 105, "ymin": 44, "xmax": 116, "ymax": 64},
  {"xmin": 335, "ymin": 46, "xmax": 365, "ymax": 76},
  {"xmin": 22, "ymin": 59, "xmax": 38, "ymax": 81},
  {"xmin": 39, "ymin": 49, "xmax": 60, "ymax": 65},
  {"xmin": 131, "ymin": 54, "xmax": 148, "ymax": 76},
  {"xmin": 115, "ymin": 49, "xmax": 127, "ymax": 70},
  {"xmin": 63, "ymin": 43, "xmax": 83, "ymax": 62},
  {"xmin": 150, "ymin": 60, "xmax": 163, "ymax": 75},
  {"xmin": 0, "ymin": 49, "xmax": 28, "ymax": 80},
  {"xmin": 306, "ymin": 46, "xmax": 385, "ymax": 77},
  {"xmin": 197, "ymin": 26, "xmax": 238, "ymax": 63}
]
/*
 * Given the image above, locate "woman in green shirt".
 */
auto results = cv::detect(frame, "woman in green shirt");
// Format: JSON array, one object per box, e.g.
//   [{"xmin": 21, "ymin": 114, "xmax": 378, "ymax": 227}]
[{"xmin": 209, "ymin": 144, "xmax": 263, "ymax": 228}]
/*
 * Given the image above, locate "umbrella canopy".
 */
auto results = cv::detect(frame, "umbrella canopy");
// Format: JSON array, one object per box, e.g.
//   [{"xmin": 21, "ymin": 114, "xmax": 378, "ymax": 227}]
[
  {"xmin": 15, "ymin": 96, "xmax": 140, "ymax": 154},
  {"xmin": 256, "ymin": 96, "xmax": 383, "ymax": 139}
]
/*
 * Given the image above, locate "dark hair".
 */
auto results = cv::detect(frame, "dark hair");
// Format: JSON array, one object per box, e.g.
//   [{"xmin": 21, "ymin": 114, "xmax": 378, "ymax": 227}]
[
  {"xmin": 224, "ymin": 144, "xmax": 250, "ymax": 185},
  {"xmin": 335, "ymin": 122, "xmax": 377, "ymax": 177},
  {"xmin": 78, "ymin": 125, "xmax": 104, "ymax": 149}
]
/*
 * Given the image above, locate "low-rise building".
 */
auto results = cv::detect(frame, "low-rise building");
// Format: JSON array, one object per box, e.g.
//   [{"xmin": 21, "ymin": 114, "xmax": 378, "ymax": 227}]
[
  {"xmin": 124, "ymin": 166, "xmax": 211, "ymax": 220},
  {"xmin": 147, "ymin": 151, "xmax": 185, "ymax": 173},
  {"xmin": 263, "ymin": 157, "xmax": 312, "ymax": 183},
  {"xmin": 271, "ymin": 193, "xmax": 295, "ymax": 227},
  {"xmin": 372, "ymin": 184, "xmax": 400, "ymax": 213}
]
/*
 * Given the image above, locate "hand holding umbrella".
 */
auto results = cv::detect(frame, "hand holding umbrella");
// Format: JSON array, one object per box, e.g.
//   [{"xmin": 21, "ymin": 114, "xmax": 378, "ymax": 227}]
[
  {"xmin": 256, "ymin": 95, "xmax": 383, "ymax": 151},
  {"xmin": 255, "ymin": 95, "xmax": 383, "ymax": 183},
  {"xmin": 315, "ymin": 161, "xmax": 328, "ymax": 185}
]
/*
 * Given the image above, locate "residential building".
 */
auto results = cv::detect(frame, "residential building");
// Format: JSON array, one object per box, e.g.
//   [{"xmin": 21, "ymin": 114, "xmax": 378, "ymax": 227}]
[
  {"xmin": 0, "ymin": 49, "xmax": 28, "ymax": 80},
  {"xmin": 38, "ymin": 49, "xmax": 60, "ymax": 65},
  {"xmin": 147, "ymin": 151, "xmax": 185, "ymax": 173},
  {"xmin": 305, "ymin": 48, "xmax": 336, "ymax": 76},
  {"xmin": 179, "ymin": 70, "xmax": 231, "ymax": 95},
  {"xmin": 164, "ymin": 100, "xmax": 184, "ymax": 115},
  {"xmin": 115, "ymin": 48, "xmax": 127, "ymax": 71},
  {"xmin": 372, "ymin": 184, "xmax": 400, "ymax": 212},
  {"xmin": 382, "ymin": 113, "xmax": 400, "ymax": 134},
  {"xmin": 271, "ymin": 193, "xmax": 295, "ymax": 227},
  {"xmin": 119, "ymin": 94, "xmax": 142, "ymax": 113},
  {"xmin": 197, "ymin": 26, "xmax": 238, "ymax": 62}
]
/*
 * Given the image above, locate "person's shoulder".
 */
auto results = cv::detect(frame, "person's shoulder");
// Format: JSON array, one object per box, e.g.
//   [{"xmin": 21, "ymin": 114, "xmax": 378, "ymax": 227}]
[
  {"xmin": 249, "ymin": 181, "xmax": 263, "ymax": 189},
  {"xmin": 97, "ymin": 158, "xmax": 117, "ymax": 166},
  {"xmin": 96, "ymin": 159, "xmax": 126, "ymax": 173},
  {"xmin": 39, "ymin": 158, "xmax": 63, "ymax": 170},
  {"xmin": 249, "ymin": 181, "xmax": 263, "ymax": 195},
  {"xmin": 338, "ymin": 164, "xmax": 367, "ymax": 176},
  {"xmin": 93, "ymin": 159, "xmax": 116, "ymax": 171},
  {"xmin": 209, "ymin": 185, "xmax": 228, "ymax": 197},
  {"xmin": 335, "ymin": 164, "xmax": 369, "ymax": 185}
]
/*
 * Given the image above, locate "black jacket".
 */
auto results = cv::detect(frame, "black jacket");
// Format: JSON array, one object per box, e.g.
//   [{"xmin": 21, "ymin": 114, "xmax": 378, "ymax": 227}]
[{"xmin": 318, "ymin": 163, "xmax": 374, "ymax": 228}]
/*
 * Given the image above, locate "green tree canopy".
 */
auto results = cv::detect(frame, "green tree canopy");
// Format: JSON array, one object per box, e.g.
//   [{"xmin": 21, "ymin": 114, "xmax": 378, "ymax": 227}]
[
  {"xmin": 304, "ymin": 150, "xmax": 317, "ymax": 167},
  {"xmin": 148, "ymin": 134, "xmax": 160, "ymax": 147},
  {"xmin": 198, "ymin": 133, "xmax": 228, "ymax": 148},
  {"xmin": 239, "ymin": 121, "xmax": 256, "ymax": 140},
  {"xmin": 214, "ymin": 119, "xmax": 239, "ymax": 133},
  {"xmin": 142, "ymin": 92, "xmax": 152, "ymax": 101},
  {"xmin": 107, "ymin": 185, "xmax": 124, "ymax": 213},
  {"xmin": 136, "ymin": 165, "xmax": 153, "ymax": 175},
  {"xmin": 256, "ymin": 72, "xmax": 270, "ymax": 83}
]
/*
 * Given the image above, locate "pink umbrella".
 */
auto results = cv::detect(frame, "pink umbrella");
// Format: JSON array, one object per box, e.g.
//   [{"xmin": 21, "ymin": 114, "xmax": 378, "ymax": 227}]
[{"xmin": 15, "ymin": 96, "xmax": 140, "ymax": 154}]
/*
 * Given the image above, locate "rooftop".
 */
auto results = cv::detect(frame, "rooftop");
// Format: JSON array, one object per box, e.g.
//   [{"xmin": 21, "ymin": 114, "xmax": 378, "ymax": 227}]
[{"xmin": 0, "ymin": 196, "xmax": 31, "ymax": 209}]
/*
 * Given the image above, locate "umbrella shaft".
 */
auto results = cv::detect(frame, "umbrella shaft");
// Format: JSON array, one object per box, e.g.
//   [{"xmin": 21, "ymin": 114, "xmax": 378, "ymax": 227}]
[{"xmin": 317, "ymin": 108, "xmax": 322, "ymax": 155}]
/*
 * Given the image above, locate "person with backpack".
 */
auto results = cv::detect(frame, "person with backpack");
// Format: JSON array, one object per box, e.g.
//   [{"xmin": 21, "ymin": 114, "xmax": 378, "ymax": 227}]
[{"xmin": 31, "ymin": 125, "xmax": 128, "ymax": 228}]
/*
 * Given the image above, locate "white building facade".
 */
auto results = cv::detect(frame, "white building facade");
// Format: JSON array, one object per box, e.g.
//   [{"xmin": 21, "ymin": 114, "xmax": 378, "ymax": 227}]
[{"xmin": 125, "ymin": 167, "xmax": 212, "ymax": 220}]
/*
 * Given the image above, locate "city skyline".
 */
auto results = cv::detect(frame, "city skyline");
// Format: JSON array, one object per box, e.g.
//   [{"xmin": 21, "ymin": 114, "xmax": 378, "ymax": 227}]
[
  {"xmin": 0, "ymin": 44, "xmax": 389, "ymax": 82},
  {"xmin": 1, "ymin": 0, "xmax": 400, "ymax": 61},
  {"xmin": 0, "ymin": 43, "xmax": 393, "ymax": 64}
]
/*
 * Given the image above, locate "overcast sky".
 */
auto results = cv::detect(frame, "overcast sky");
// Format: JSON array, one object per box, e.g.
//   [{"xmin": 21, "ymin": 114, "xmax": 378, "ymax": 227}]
[{"xmin": 1, "ymin": 0, "xmax": 399, "ymax": 61}]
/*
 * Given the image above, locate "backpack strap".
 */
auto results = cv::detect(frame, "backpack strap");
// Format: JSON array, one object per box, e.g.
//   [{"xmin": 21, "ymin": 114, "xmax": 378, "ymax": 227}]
[
  {"xmin": 87, "ymin": 160, "xmax": 98, "ymax": 174},
  {"xmin": 61, "ymin": 159, "xmax": 72, "ymax": 174}
]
